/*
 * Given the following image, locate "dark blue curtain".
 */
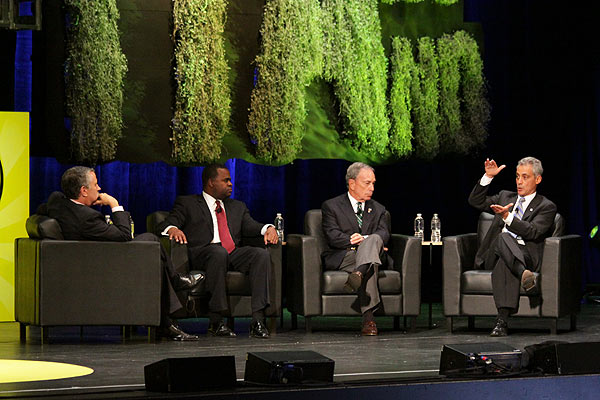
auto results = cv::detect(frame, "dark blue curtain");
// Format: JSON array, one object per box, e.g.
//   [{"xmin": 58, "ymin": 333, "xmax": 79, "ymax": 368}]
[{"xmin": 14, "ymin": 0, "xmax": 600, "ymax": 285}]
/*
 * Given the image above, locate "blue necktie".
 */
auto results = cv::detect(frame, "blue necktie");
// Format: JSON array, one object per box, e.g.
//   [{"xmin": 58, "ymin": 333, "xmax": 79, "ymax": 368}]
[{"xmin": 508, "ymin": 197, "xmax": 526, "ymax": 239}]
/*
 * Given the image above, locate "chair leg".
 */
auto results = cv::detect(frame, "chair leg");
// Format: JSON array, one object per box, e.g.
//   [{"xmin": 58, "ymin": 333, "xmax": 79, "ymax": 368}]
[
  {"xmin": 148, "ymin": 326, "xmax": 157, "ymax": 342},
  {"xmin": 393, "ymin": 316, "xmax": 400, "ymax": 330},
  {"xmin": 122, "ymin": 326, "xmax": 132, "ymax": 340},
  {"xmin": 41, "ymin": 327, "xmax": 49, "ymax": 344},
  {"xmin": 550, "ymin": 318, "xmax": 558, "ymax": 335},
  {"xmin": 228, "ymin": 317, "xmax": 235, "ymax": 332},
  {"xmin": 570, "ymin": 314, "xmax": 577, "ymax": 331},
  {"xmin": 291, "ymin": 313, "xmax": 298, "ymax": 330},
  {"xmin": 267, "ymin": 317, "xmax": 277, "ymax": 335},
  {"xmin": 19, "ymin": 323, "xmax": 26, "ymax": 343},
  {"xmin": 468, "ymin": 316, "xmax": 475, "ymax": 330},
  {"xmin": 305, "ymin": 316, "xmax": 312, "ymax": 334},
  {"xmin": 407, "ymin": 316, "xmax": 417, "ymax": 333},
  {"xmin": 447, "ymin": 317, "xmax": 454, "ymax": 333}
]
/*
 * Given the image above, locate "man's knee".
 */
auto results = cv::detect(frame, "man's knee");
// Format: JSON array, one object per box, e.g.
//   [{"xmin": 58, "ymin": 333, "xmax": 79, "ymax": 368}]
[
  {"xmin": 134, "ymin": 232, "xmax": 158, "ymax": 242},
  {"xmin": 250, "ymin": 248, "xmax": 271, "ymax": 270},
  {"xmin": 362, "ymin": 233, "xmax": 383, "ymax": 249}
]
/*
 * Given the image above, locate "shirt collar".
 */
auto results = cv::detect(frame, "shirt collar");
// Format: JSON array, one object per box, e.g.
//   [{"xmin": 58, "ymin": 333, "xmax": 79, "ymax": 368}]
[
  {"xmin": 202, "ymin": 191, "xmax": 220, "ymax": 209},
  {"xmin": 70, "ymin": 199, "xmax": 85, "ymax": 206},
  {"xmin": 347, "ymin": 192, "xmax": 364, "ymax": 212}
]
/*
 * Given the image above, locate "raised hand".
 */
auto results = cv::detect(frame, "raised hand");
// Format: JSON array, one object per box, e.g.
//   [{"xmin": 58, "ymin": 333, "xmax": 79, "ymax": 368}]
[
  {"xmin": 484, "ymin": 158, "xmax": 506, "ymax": 178},
  {"xmin": 490, "ymin": 203, "xmax": 513, "ymax": 219}
]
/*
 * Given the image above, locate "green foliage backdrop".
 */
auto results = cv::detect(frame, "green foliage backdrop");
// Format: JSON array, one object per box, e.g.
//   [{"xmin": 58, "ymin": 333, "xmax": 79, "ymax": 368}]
[
  {"xmin": 389, "ymin": 37, "xmax": 415, "ymax": 157},
  {"xmin": 322, "ymin": 0, "xmax": 391, "ymax": 156},
  {"xmin": 171, "ymin": 0, "xmax": 231, "ymax": 163},
  {"xmin": 247, "ymin": 0, "xmax": 324, "ymax": 163},
  {"xmin": 64, "ymin": 0, "xmax": 127, "ymax": 163}
]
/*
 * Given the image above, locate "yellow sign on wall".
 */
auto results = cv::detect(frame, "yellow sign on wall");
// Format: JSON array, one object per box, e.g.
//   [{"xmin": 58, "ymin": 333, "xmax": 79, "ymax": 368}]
[{"xmin": 0, "ymin": 112, "xmax": 29, "ymax": 321}]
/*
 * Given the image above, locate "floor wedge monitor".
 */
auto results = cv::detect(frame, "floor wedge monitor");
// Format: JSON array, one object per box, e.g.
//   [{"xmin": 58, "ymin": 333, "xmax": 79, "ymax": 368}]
[
  {"xmin": 145, "ymin": 356, "xmax": 236, "ymax": 392},
  {"xmin": 244, "ymin": 351, "xmax": 334, "ymax": 384}
]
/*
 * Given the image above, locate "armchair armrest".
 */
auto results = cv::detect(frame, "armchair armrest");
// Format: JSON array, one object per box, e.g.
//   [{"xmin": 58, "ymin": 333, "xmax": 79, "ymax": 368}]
[
  {"xmin": 389, "ymin": 234, "xmax": 422, "ymax": 316},
  {"xmin": 539, "ymin": 235, "xmax": 582, "ymax": 317},
  {"xmin": 442, "ymin": 233, "xmax": 477, "ymax": 316},
  {"xmin": 286, "ymin": 234, "xmax": 322, "ymax": 317}
]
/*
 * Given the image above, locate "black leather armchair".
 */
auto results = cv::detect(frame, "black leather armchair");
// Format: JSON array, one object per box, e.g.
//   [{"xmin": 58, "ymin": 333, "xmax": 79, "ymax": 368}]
[
  {"xmin": 14, "ymin": 215, "xmax": 162, "ymax": 342},
  {"xmin": 286, "ymin": 209, "xmax": 422, "ymax": 333},
  {"xmin": 146, "ymin": 211, "xmax": 282, "ymax": 330},
  {"xmin": 442, "ymin": 212, "xmax": 582, "ymax": 334}
]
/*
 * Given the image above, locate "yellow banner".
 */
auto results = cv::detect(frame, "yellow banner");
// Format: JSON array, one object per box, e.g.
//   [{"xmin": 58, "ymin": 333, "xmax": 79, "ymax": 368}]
[{"xmin": 0, "ymin": 112, "xmax": 29, "ymax": 321}]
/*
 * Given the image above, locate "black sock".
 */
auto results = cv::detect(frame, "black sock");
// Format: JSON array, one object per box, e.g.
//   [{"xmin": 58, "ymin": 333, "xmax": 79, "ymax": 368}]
[
  {"xmin": 362, "ymin": 309, "xmax": 374, "ymax": 324},
  {"xmin": 497, "ymin": 308, "xmax": 510, "ymax": 321},
  {"xmin": 356, "ymin": 263, "xmax": 369, "ymax": 275},
  {"xmin": 209, "ymin": 312, "xmax": 223, "ymax": 326},
  {"xmin": 252, "ymin": 310, "xmax": 265, "ymax": 323}
]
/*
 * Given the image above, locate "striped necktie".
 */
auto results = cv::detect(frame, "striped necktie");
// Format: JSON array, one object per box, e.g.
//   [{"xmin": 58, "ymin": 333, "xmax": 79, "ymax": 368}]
[
  {"xmin": 507, "ymin": 197, "xmax": 526, "ymax": 239},
  {"xmin": 356, "ymin": 202, "xmax": 363, "ymax": 229}
]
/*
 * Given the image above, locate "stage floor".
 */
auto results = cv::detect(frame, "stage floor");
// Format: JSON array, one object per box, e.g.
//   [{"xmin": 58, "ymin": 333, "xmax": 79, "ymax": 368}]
[{"xmin": 1, "ymin": 303, "xmax": 600, "ymax": 399}]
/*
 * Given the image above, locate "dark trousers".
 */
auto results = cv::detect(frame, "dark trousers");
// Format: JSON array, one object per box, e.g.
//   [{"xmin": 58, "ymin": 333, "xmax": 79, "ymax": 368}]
[
  {"xmin": 485, "ymin": 232, "xmax": 535, "ymax": 311},
  {"xmin": 188, "ymin": 244, "xmax": 271, "ymax": 313},
  {"xmin": 134, "ymin": 233, "xmax": 183, "ymax": 318},
  {"xmin": 339, "ymin": 234, "xmax": 385, "ymax": 314}
]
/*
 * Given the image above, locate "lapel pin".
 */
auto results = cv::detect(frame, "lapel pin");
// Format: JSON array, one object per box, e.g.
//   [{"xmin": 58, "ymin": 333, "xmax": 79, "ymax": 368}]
[{"xmin": 368, "ymin": 208, "xmax": 372, "ymax": 213}]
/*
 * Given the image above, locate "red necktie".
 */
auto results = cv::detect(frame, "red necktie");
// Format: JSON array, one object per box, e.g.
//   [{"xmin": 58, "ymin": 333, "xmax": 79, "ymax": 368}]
[{"xmin": 215, "ymin": 201, "xmax": 235, "ymax": 253}]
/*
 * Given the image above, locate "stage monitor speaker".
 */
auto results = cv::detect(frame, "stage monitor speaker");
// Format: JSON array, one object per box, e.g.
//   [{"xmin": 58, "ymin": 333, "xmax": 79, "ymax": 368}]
[
  {"xmin": 144, "ymin": 356, "xmax": 236, "ymax": 392},
  {"xmin": 439, "ymin": 343, "xmax": 522, "ymax": 375},
  {"xmin": 524, "ymin": 341, "xmax": 600, "ymax": 375},
  {"xmin": 244, "ymin": 351, "xmax": 334, "ymax": 384}
]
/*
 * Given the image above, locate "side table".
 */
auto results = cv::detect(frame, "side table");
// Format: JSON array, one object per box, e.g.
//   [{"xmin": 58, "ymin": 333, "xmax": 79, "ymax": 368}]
[{"xmin": 421, "ymin": 240, "xmax": 443, "ymax": 329}]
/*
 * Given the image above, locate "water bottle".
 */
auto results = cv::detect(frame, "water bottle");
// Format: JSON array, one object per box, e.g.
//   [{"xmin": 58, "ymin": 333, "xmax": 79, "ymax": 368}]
[
  {"xmin": 414, "ymin": 213, "xmax": 424, "ymax": 241},
  {"xmin": 129, "ymin": 214, "xmax": 135, "ymax": 239},
  {"xmin": 274, "ymin": 213, "xmax": 284, "ymax": 243},
  {"xmin": 431, "ymin": 213, "xmax": 441, "ymax": 243}
]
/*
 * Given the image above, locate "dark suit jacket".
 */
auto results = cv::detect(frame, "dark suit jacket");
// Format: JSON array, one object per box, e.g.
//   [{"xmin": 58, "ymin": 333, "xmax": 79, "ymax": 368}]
[
  {"xmin": 321, "ymin": 193, "xmax": 391, "ymax": 270},
  {"xmin": 42, "ymin": 191, "xmax": 132, "ymax": 241},
  {"xmin": 155, "ymin": 194, "xmax": 265, "ymax": 249},
  {"xmin": 468, "ymin": 181, "xmax": 557, "ymax": 271}
]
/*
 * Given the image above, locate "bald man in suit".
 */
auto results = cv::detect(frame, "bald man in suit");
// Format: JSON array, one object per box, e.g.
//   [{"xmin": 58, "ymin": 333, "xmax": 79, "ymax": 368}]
[{"xmin": 469, "ymin": 157, "xmax": 557, "ymax": 336}]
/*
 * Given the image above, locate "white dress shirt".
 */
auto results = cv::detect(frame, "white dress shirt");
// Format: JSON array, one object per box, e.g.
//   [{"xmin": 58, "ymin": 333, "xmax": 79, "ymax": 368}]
[{"xmin": 162, "ymin": 191, "xmax": 272, "ymax": 239}]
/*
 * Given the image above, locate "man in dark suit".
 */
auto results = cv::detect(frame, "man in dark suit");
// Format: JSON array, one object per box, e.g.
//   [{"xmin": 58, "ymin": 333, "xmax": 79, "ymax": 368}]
[
  {"xmin": 43, "ymin": 166, "xmax": 204, "ymax": 341},
  {"xmin": 156, "ymin": 164, "xmax": 278, "ymax": 338},
  {"xmin": 321, "ymin": 162, "xmax": 391, "ymax": 336},
  {"xmin": 469, "ymin": 157, "xmax": 557, "ymax": 336}
]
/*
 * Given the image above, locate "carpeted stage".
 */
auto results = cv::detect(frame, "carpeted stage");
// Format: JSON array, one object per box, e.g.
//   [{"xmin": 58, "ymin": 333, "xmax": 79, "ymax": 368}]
[{"xmin": 1, "ymin": 304, "xmax": 600, "ymax": 399}]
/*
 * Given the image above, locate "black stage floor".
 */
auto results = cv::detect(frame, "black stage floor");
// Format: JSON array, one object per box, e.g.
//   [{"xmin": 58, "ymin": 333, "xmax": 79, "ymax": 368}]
[{"xmin": 1, "ymin": 303, "xmax": 600, "ymax": 399}]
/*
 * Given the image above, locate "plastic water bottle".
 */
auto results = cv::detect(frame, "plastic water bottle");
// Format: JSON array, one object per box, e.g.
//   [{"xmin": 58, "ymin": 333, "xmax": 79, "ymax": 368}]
[
  {"xmin": 129, "ymin": 214, "xmax": 135, "ymax": 239},
  {"xmin": 414, "ymin": 213, "xmax": 424, "ymax": 241},
  {"xmin": 431, "ymin": 213, "xmax": 441, "ymax": 243},
  {"xmin": 274, "ymin": 213, "xmax": 284, "ymax": 243}
]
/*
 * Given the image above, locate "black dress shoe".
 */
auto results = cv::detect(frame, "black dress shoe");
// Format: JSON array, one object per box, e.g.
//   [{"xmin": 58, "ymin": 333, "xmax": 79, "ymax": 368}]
[
  {"xmin": 159, "ymin": 323, "xmax": 200, "ymax": 341},
  {"xmin": 208, "ymin": 321, "xmax": 236, "ymax": 337},
  {"xmin": 174, "ymin": 272, "xmax": 205, "ymax": 291},
  {"xmin": 249, "ymin": 320, "xmax": 270, "ymax": 338},
  {"xmin": 490, "ymin": 318, "xmax": 508, "ymax": 337}
]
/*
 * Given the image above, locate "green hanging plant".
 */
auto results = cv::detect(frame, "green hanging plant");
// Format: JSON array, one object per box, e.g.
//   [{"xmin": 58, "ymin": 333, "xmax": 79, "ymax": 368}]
[
  {"xmin": 64, "ymin": 0, "xmax": 127, "ymax": 163},
  {"xmin": 455, "ymin": 30, "xmax": 490, "ymax": 151},
  {"xmin": 411, "ymin": 36, "xmax": 440, "ymax": 159},
  {"xmin": 389, "ymin": 36, "xmax": 415, "ymax": 157},
  {"xmin": 171, "ymin": 0, "xmax": 231, "ymax": 163},
  {"xmin": 322, "ymin": 0, "xmax": 390, "ymax": 155},
  {"xmin": 380, "ymin": 0, "xmax": 459, "ymax": 5},
  {"xmin": 248, "ymin": 0, "xmax": 324, "ymax": 163},
  {"xmin": 437, "ymin": 32, "xmax": 462, "ymax": 153}
]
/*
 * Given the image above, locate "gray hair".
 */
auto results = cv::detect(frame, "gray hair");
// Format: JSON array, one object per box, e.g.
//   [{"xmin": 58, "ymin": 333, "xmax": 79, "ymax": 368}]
[
  {"xmin": 517, "ymin": 157, "xmax": 543, "ymax": 177},
  {"xmin": 345, "ymin": 162, "xmax": 374, "ymax": 188},
  {"xmin": 61, "ymin": 166, "xmax": 94, "ymax": 199}
]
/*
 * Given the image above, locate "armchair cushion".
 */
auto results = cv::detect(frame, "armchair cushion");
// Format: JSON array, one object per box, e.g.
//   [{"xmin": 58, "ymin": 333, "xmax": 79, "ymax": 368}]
[
  {"xmin": 461, "ymin": 270, "xmax": 540, "ymax": 295},
  {"xmin": 322, "ymin": 270, "xmax": 401, "ymax": 295}
]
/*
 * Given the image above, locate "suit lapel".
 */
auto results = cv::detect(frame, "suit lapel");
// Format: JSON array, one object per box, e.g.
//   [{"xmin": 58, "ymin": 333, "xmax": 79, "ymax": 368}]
[
  {"xmin": 196, "ymin": 195, "xmax": 214, "ymax": 237},
  {"xmin": 339, "ymin": 195, "xmax": 360, "ymax": 233},
  {"xmin": 361, "ymin": 200, "xmax": 374, "ymax": 233},
  {"xmin": 522, "ymin": 194, "xmax": 542, "ymax": 220}
]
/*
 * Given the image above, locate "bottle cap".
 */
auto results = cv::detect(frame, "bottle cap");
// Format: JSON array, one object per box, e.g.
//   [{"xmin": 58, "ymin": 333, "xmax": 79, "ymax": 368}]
[
  {"xmin": 276, "ymin": 213, "xmax": 282, "ymax": 217},
  {"xmin": 417, "ymin": 213, "xmax": 422, "ymax": 217}
]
